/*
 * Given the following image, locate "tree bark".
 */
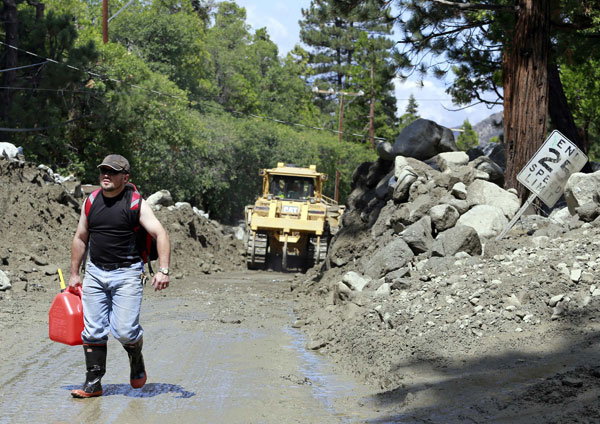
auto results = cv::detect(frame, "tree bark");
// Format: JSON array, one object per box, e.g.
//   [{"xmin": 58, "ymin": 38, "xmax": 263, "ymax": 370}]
[
  {"xmin": 1, "ymin": 0, "xmax": 19, "ymax": 124},
  {"xmin": 503, "ymin": 0, "xmax": 550, "ymax": 198}
]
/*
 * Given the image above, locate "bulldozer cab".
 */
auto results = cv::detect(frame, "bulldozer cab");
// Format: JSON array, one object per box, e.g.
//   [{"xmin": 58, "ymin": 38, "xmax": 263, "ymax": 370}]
[{"xmin": 270, "ymin": 175, "xmax": 314, "ymax": 200}]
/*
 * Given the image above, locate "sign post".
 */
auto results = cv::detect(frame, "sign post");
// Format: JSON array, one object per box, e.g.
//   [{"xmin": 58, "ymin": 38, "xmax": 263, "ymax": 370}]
[{"xmin": 496, "ymin": 130, "xmax": 587, "ymax": 240}]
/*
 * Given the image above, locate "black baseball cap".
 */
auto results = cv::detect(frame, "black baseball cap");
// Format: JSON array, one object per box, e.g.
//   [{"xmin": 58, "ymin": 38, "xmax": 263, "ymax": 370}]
[{"xmin": 98, "ymin": 154, "xmax": 130, "ymax": 173}]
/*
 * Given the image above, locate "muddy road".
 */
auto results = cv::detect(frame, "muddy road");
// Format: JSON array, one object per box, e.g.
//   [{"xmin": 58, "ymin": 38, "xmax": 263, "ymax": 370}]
[{"xmin": 0, "ymin": 271, "xmax": 390, "ymax": 424}]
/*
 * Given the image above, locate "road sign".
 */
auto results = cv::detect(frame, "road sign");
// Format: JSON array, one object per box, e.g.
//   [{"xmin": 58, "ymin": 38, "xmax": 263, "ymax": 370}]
[{"xmin": 517, "ymin": 130, "xmax": 587, "ymax": 207}]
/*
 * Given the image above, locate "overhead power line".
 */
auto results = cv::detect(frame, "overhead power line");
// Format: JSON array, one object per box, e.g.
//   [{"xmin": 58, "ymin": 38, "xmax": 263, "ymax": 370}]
[
  {"xmin": 0, "ymin": 86, "xmax": 92, "ymax": 93},
  {"xmin": 0, "ymin": 61, "xmax": 48, "ymax": 73},
  {"xmin": 0, "ymin": 40, "xmax": 435, "ymax": 143}
]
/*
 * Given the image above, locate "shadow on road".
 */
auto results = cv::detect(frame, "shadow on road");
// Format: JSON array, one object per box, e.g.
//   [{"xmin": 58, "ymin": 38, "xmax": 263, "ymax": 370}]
[
  {"xmin": 63, "ymin": 383, "xmax": 195, "ymax": 398},
  {"xmin": 362, "ymin": 315, "xmax": 600, "ymax": 423}
]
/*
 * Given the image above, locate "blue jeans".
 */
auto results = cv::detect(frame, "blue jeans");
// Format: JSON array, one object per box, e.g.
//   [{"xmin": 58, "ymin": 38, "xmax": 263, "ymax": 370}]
[{"xmin": 81, "ymin": 261, "xmax": 145, "ymax": 345}]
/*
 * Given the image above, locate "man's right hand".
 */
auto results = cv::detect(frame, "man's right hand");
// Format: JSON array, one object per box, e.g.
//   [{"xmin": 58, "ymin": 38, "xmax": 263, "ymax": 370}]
[{"xmin": 68, "ymin": 273, "xmax": 82, "ymax": 289}]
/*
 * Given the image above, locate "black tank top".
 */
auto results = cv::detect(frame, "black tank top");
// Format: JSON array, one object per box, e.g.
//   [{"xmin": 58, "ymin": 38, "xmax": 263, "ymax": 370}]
[{"xmin": 87, "ymin": 188, "xmax": 141, "ymax": 264}]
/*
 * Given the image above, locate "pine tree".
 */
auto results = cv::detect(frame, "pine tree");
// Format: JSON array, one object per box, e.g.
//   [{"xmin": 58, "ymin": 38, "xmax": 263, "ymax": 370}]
[
  {"xmin": 299, "ymin": 0, "xmax": 397, "ymax": 141},
  {"xmin": 398, "ymin": 93, "xmax": 420, "ymax": 130},
  {"xmin": 456, "ymin": 119, "xmax": 479, "ymax": 151},
  {"xmin": 405, "ymin": 93, "xmax": 419, "ymax": 116}
]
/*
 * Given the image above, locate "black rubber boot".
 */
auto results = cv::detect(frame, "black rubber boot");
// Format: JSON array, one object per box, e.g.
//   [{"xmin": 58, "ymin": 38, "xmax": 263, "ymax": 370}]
[
  {"xmin": 71, "ymin": 344, "xmax": 107, "ymax": 398},
  {"xmin": 123, "ymin": 338, "xmax": 147, "ymax": 389}
]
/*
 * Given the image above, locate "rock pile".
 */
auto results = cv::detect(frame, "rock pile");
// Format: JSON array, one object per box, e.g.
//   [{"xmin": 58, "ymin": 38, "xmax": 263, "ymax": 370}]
[
  {"xmin": 292, "ymin": 118, "xmax": 600, "ymax": 421},
  {"xmin": 331, "ymin": 118, "xmax": 518, "ymax": 283}
]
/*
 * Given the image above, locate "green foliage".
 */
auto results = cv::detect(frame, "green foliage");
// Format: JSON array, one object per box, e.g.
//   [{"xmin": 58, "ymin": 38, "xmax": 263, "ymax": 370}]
[
  {"xmin": 0, "ymin": 0, "xmax": 376, "ymax": 224},
  {"xmin": 561, "ymin": 60, "xmax": 600, "ymax": 161},
  {"xmin": 1, "ymin": 5, "xmax": 98, "ymax": 170},
  {"xmin": 456, "ymin": 119, "xmax": 479, "ymax": 151},
  {"xmin": 109, "ymin": 0, "xmax": 213, "ymax": 98}
]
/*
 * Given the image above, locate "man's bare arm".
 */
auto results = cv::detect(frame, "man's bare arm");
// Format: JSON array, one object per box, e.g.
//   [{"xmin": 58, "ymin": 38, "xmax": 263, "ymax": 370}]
[
  {"xmin": 68, "ymin": 204, "xmax": 89, "ymax": 288},
  {"xmin": 139, "ymin": 199, "xmax": 171, "ymax": 291}
]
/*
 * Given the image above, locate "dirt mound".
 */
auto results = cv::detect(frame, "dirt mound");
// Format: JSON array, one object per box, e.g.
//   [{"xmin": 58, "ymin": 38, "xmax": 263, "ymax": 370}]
[
  {"xmin": 0, "ymin": 157, "xmax": 244, "ymax": 297},
  {"xmin": 154, "ymin": 206, "xmax": 245, "ymax": 277}
]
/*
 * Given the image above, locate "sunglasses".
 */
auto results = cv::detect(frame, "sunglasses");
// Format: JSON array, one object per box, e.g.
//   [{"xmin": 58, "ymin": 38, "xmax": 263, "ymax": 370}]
[{"xmin": 99, "ymin": 167, "xmax": 123, "ymax": 176}]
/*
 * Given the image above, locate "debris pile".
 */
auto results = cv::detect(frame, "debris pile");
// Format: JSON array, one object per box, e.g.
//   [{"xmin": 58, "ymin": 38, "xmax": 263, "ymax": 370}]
[
  {"xmin": 0, "ymin": 152, "xmax": 244, "ymax": 295},
  {"xmin": 292, "ymin": 119, "xmax": 600, "ymax": 422}
]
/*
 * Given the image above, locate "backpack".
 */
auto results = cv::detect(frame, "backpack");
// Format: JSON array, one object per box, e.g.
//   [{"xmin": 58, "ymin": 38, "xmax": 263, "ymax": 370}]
[{"xmin": 84, "ymin": 183, "xmax": 158, "ymax": 271}]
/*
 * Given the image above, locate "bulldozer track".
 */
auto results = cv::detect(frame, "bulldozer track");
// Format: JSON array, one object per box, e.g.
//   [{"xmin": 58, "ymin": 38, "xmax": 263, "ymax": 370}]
[
  {"xmin": 307, "ymin": 234, "xmax": 328, "ymax": 268},
  {"xmin": 246, "ymin": 231, "xmax": 268, "ymax": 269}
]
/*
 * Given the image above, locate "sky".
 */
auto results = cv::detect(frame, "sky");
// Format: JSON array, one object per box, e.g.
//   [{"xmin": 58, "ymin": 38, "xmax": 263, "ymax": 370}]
[{"xmin": 234, "ymin": 0, "xmax": 502, "ymax": 129}]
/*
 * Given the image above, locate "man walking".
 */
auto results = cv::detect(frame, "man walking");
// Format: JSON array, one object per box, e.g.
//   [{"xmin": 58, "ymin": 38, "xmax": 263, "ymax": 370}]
[{"xmin": 68, "ymin": 154, "xmax": 171, "ymax": 398}]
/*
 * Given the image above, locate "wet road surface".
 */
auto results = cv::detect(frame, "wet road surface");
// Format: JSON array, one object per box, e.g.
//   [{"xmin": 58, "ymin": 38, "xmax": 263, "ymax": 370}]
[{"xmin": 0, "ymin": 271, "xmax": 388, "ymax": 424}]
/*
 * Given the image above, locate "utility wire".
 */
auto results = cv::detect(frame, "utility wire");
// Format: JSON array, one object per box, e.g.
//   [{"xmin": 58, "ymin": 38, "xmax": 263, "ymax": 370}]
[
  {"xmin": 108, "ymin": 0, "xmax": 135, "ymax": 22},
  {"xmin": 0, "ymin": 61, "xmax": 48, "ymax": 73},
  {"xmin": 0, "ymin": 86, "xmax": 91, "ymax": 93},
  {"xmin": 0, "ymin": 40, "xmax": 398, "ymax": 142}
]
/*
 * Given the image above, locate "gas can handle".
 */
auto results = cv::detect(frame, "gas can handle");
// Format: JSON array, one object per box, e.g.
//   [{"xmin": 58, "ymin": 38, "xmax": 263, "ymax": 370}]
[{"xmin": 67, "ymin": 285, "xmax": 83, "ymax": 297}]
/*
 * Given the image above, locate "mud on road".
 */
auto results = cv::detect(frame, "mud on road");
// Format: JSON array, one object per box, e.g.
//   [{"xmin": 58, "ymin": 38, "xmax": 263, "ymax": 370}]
[{"xmin": 0, "ymin": 271, "xmax": 391, "ymax": 424}]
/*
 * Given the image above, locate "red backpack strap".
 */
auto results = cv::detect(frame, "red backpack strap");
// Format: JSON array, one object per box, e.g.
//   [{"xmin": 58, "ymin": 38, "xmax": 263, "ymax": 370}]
[
  {"xmin": 130, "ymin": 190, "xmax": 141, "ymax": 211},
  {"xmin": 84, "ymin": 188, "xmax": 102, "ymax": 217},
  {"xmin": 127, "ymin": 182, "xmax": 141, "ymax": 211}
]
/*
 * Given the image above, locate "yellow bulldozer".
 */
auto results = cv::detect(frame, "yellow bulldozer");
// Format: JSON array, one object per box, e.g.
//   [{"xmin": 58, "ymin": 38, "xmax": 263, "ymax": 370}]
[{"xmin": 245, "ymin": 163, "xmax": 344, "ymax": 270}]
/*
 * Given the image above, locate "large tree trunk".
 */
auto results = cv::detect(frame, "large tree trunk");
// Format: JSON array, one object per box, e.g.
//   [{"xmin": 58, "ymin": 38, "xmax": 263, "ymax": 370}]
[
  {"xmin": 503, "ymin": 0, "xmax": 550, "ymax": 198},
  {"xmin": 0, "ymin": 0, "xmax": 19, "ymax": 125}
]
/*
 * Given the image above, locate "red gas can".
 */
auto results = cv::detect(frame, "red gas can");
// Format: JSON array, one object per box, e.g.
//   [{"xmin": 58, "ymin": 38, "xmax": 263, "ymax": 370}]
[{"xmin": 49, "ymin": 286, "xmax": 84, "ymax": 346}]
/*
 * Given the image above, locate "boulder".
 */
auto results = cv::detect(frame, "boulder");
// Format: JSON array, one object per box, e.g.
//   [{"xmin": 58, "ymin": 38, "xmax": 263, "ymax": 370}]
[
  {"xmin": 429, "ymin": 204, "xmax": 460, "ymax": 232},
  {"xmin": 147, "ymin": 190, "xmax": 174, "ymax": 208},
  {"xmin": 483, "ymin": 142, "xmax": 506, "ymax": 171},
  {"xmin": 342, "ymin": 271, "xmax": 371, "ymax": 292},
  {"xmin": 375, "ymin": 283, "xmax": 391, "ymax": 297},
  {"xmin": 451, "ymin": 182, "xmax": 467, "ymax": 200},
  {"xmin": 549, "ymin": 206, "xmax": 575, "ymax": 225},
  {"xmin": 466, "ymin": 179, "xmax": 520, "ymax": 218},
  {"xmin": 193, "ymin": 206, "xmax": 209, "ymax": 219},
  {"xmin": 346, "ymin": 186, "xmax": 373, "ymax": 210},
  {"xmin": 471, "ymin": 156, "xmax": 504, "ymax": 186},
  {"xmin": 392, "ymin": 119, "xmax": 457, "ymax": 160},
  {"xmin": 361, "ymin": 237, "xmax": 414, "ymax": 279},
  {"xmin": 351, "ymin": 161, "xmax": 372, "ymax": 189},
  {"xmin": 575, "ymin": 202, "xmax": 600, "ymax": 222},
  {"xmin": 392, "ymin": 167, "xmax": 418, "ymax": 203},
  {"xmin": 564, "ymin": 171, "xmax": 600, "ymax": 215},
  {"xmin": 400, "ymin": 215, "xmax": 434, "ymax": 254},
  {"xmin": 432, "ymin": 173, "xmax": 460, "ymax": 190},
  {"xmin": 383, "ymin": 268, "xmax": 410, "ymax": 283},
  {"xmin": 436, "ymin": 151, "xmax": 469, "ymax": 172},
  {"xmin": 175, "ymin": 202, "xmax": 193, "ymax": 210},
  {"xmin": 399, "ymin": 193, "xmax": 441, "ymax": 225},
  {"xmin": 366, "ymin": 158, "xmax": 393, "ymax": 188},
  {"xmin": 375, "ymin": 170, "xmax": 394, "ymax": 200},
  {"xmin": 457, "ymin": 204, "xmax": 508, "ymax": 239},
  {"xmin": 432, "ymin": 225, "xmax": 482, "ymax": 257},
  {"xmin": 375, "ymin": 139, "xmax": 396, "ymax": 161},
  {"xmin": 0, "ymin": 142, "xmax": 18, "ymax": 159}
]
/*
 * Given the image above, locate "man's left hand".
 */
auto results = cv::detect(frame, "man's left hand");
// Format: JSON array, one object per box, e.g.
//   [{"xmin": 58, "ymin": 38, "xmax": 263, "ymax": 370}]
[{"xmin": 151, "ymin": 271, "xmax": 170, "ymax": 291}]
